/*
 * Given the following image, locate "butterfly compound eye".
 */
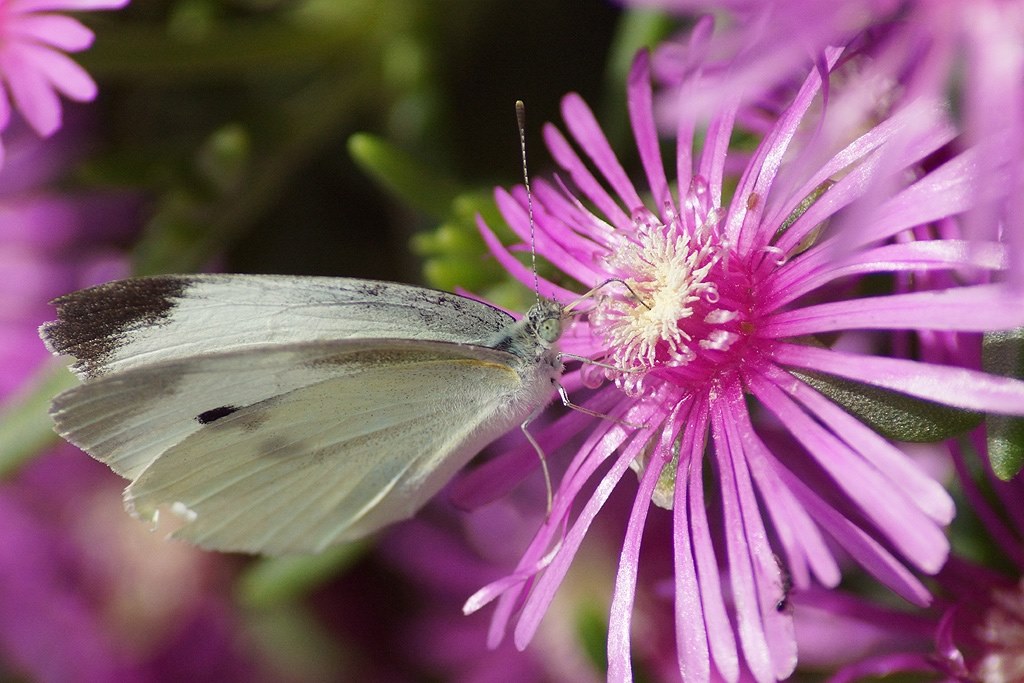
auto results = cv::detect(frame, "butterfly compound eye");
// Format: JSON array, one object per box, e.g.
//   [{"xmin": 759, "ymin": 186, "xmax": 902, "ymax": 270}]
[{"xmin": 537, "ymin": 317, "xmax": 561, "ymax": 344}]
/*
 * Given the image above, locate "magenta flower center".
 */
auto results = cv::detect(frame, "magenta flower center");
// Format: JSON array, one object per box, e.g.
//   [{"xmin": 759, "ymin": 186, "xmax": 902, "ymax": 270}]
[{"xmin": 589, "ymin": 176, "xmax": 762, "ymax": 396}]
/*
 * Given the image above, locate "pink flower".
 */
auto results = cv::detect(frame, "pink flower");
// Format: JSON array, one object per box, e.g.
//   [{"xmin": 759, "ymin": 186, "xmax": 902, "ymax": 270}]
[
  {"xmin": 464, "ymin": 50, "xmax": 1024, "ymax": 682},
  {"xmin": 0, "ymin": 0, "xmax": 129, "ymax": 166},
  {"xmin": 0, "ymin": 119, "xmax": 137, "ymax": 398},
  {"xmin": 635, "ymin": 1, "xmax": 1024, "ymax": 285},
  {"xmin": 797, "ymin": 434, "xmax": 1024, "ymax": 683}
]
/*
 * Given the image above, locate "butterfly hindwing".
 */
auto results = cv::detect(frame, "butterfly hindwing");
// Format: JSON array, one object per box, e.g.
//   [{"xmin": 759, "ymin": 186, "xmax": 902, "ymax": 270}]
[
  {"xmin": 50, "ymin": 341, "xmax": 373, "ymax": 480},
  {"xmin": 52, "ymin": 338, "xmax": 551, "ymax": 554}
]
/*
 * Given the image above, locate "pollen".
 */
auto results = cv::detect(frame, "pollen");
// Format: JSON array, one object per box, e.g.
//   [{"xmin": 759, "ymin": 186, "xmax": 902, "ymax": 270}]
[{"xmin": 593, "ymin": 200, "xmax": 737, "ymax": 393}]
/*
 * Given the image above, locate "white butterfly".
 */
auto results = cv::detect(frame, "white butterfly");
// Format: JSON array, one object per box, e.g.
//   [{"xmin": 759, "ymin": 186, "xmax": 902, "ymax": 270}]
[{"xmin": 40, "ymin": 274, "xmax": 564, "ymax": 555}]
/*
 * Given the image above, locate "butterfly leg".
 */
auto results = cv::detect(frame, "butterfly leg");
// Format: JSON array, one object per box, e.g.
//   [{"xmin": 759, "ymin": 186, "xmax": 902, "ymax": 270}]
[
  {"xmin": 564, "ymin": 278, "xmax": 652, "ymax": 313},
  {"xmin": 520, "ymin": 407, "xmax": 554, "ymax": 514},
  {"xmin": 553, "ymin": 353, "xmax": 648, "ymax": 430}
]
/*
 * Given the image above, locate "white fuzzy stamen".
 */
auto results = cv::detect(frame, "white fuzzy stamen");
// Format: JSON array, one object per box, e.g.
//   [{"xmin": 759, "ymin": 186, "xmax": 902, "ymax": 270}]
[
  {"xmin": 593, "ymin": 205, "xmax": 733, "ymax": 390},
  {"xmin": 976, "ymin": 578, "xmax": 1024, "ymax": 683}
]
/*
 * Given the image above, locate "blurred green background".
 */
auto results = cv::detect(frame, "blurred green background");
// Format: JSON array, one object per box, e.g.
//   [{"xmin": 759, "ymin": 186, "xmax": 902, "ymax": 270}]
[{"xmin": 80, "ymin": 0, "xmax": 646, "ymax": 287}]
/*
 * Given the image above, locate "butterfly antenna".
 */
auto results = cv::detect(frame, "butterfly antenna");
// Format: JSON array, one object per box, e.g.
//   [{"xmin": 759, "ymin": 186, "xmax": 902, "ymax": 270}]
[{"xmin": 516, "ymin": 100, "xmax": 541, "ymax": 305}]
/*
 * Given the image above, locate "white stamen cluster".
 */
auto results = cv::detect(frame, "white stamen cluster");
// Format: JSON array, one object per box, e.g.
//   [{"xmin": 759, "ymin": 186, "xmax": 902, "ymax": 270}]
[
  {"xmin": 976, "ymin": 579, "xmax": 1024, "ymax": 683},
  {"xmin": 592, "ymin": 206, "xmax": 732, "ymax": 393}
]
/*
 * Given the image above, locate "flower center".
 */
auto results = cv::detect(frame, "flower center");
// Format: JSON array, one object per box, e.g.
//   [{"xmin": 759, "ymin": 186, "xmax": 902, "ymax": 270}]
[
  {"xmin": 589, "ymin": 179, "xmax": 756, "ymax": 396},
  {"xmin": 975, "ymin": 578, "xmax": 1024, "ymax": 683}
]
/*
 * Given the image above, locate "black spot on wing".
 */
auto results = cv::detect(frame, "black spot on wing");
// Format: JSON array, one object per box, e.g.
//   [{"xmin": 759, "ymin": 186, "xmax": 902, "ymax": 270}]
[
  {"xmin": 196, "ymin": 405, "xmax": 240, "ymax": 424},
  {"xmin": 41, "ymin": 276, "xmax": 194, "ymax": 378}
]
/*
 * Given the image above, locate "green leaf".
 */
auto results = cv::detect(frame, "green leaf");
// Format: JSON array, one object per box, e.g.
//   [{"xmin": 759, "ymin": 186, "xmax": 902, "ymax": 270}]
[
  {"xmin": 236, "ymin": 541, "xmax": 369, "ymax": 608},
  {"xmin": 348, "ymin": 133, "xmax": 464, "ymax": 221},
  {"xmin": 243, "ymin": 603, "xmax": 348, "ymax": 681},
  {"xmin": 195, "ymin": 123, "xmax": 252, "ymax": 193},
  {"xmin": 983, "ymin": 328, "xmax": 1024, "ymax": 480},
  {"xmin": 576, "ymin": 602, "xmax": 609, "ymax": 674},
  {"xmin": 0, "ymin": 364, "xmax": 76, "ymax": 478},
  {"xmin": 774, "ymin": 179, "xmax": 836, "ymax": 254},
  {"xmin": 600, "ymin": 9, "xmax": 678, "ymax": 147},
  {"xmin": 790, "ymin": 369, "xmax": 983, "ymax": 442}
]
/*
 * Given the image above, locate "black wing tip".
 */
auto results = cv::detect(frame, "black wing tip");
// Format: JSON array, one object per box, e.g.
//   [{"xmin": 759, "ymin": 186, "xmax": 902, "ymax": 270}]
[{"xmin": 41, "ymin": 275, "xmax": 197, "ymax": 377}]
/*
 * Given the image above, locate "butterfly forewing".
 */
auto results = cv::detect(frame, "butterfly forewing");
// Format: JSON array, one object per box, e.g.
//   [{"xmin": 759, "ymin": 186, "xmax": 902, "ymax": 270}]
[{"xmin": 41, "ymin": 274, "xmax": 516, "ymax": 379}]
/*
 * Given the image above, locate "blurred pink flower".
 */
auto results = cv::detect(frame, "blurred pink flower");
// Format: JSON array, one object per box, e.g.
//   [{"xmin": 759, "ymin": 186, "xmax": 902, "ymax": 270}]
[
  {"xmin": 0, "ymin": 120, "xmax": 137, "ymax": 398},
  {"xmin": 795, "ymin": 433, "xmax": 1024, "ymax": 683},
  {"xmin": 464, "ymin": 49, "xmax": 1024, "ymax": 683},
  {"xmin": 788, "ymin": 159, "xmax": 1024, "ymax": 682},
  {"xmin": 0, "ymin": 447, "xmax": 268, "ymax": 682},
  {"xmin": 631, "ymin": 0, "xmax": 1024, "ymax": 286},
  {"xmin": 0, "ymin": 0, "xmax": 129, "ymax": 166}
]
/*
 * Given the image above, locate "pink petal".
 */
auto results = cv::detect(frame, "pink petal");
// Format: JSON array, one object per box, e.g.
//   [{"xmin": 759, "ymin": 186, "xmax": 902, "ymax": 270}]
[
  {"xmin": 0, "ymin": 48, "xmax": 61, "ymax": 135},
  {"xmin": 730, "ymin": 47, "xmax": 843, "ymax": 253},
  {"xmin": 858, "ymin": 145, "xmax": 999, "ymax": 249},
  {"xmin": 770, "ymin": 239, "xmax": 1008, "ymax": 306},
  {"xmin": 672, "ymin": 405, "xmax": 712, "ymax": 682},
  {"xmin": 779, "ymin": 467, "xmax": 933, "ymax": 607},
  {"xmin": 543, "ymin": 122, "xmax": 631, "ymax": 230},
  {"xmin": 486, "ymin": 398, "xmax": 637, "ymax": 648},
  {"xmin": 962, "ymin": 1, "xmax": 1024, "ymax": 289},
  {"xmin": 496, "ymin": 186, "xmax": 605, "ymax": 287},
  {"xmin": 534, "ymin": 178, "xmax": 616, "ymax": 251},
  {"xmin": 667, "ymin": 16, "xmax": 713, "ymax": 201},
  {"xmin": 713, "ymin": 410, "xmax": 772, "ymax": 683},
  {"xmin": 451, "ymin": 384, "xmax": 600, "ymax": 509},
  {"xmin": 626, "ymin": 51, "xmax": 671, "ymax": 213},
  {"xmin": 767, "ymin": 145, "xmax": 891, "ymax": 275},
  {"xmin": 736, "ymin": 407, "xmax": 841, "ymax": 588},
  {"xmin": 750, "ymin": 373, "xmax": 950, "ymax": 573},
  {"xmin": 683, "ymin": 396, "xmax": 740, "ymax": 682},
  {"xmin": 462, "ymin": 543, "xmax": 560, "ymax": 615},
  {"xmin": 21, "ymin": 43, "xmax": 97, "ymax": 100},
  {"xmin": 514, "ymin": 423, "xmax": 653, "ymax": 650},
  {"xmin": 829, "ymin": 652, "xmax": 939, "ymax": 683},
  {"xmin": 0, "ymin": 84, "xmax": 10, "ymax": 129},
  {"xmin": 763, "ymin": 284, "xmax": 1024, "ymax": 337},
  {"xmin": 770, "ymin": 98, "xmax": 955, "ymax": 250},
  {"xmin": 714, "ymin": 395, "xmax": 797, "ymax": 682},
  {"xmin": 607, "ymin": 406, "xmax": 684, "ymax": 682},
  {"xmin": 475, "ymin": 215, "xmax": 577, "ymax": 304},
  {"xmin": 774, "ymin": 364, "xmax": 955, "ymax": 524},
  {"xmin": 774, "ymin": 342, "xmax": 1024, "ymax": 415},
  {"xmin": 8, "ymin": 14, "xmax": 94, "ymax": 52},
  {"xmin": 562, "ymin": 92, "xmax": 644, "ymax": 211},
  {"xmin": 697, "ymin": 100, "xmax": 738, "ymax": 212},
  {"xmin": 770, "ymin": 142, "xmax": 997, "ymax": 290}
]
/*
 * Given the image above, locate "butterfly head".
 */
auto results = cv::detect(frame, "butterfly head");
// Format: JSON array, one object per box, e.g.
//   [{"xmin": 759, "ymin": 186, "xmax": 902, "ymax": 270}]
[{"xmin": 526, "ymin": 298, "xmax": 565, "ymax": 346}]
